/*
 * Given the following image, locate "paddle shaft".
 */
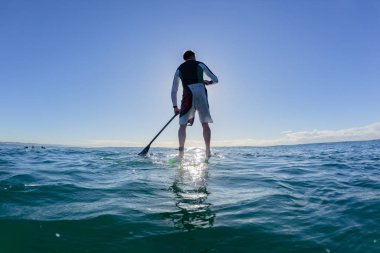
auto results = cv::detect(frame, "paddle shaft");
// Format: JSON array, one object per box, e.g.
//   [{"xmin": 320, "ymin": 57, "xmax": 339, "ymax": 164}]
[{"xmin": 139, "ymin": 113, "xmax": 178, "ymax": 155}]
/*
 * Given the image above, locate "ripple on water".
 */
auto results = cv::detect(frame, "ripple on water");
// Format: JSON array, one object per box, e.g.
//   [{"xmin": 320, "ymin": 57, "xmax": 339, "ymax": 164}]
[{"xmin": 0, "ymin": 142, "xmax": 380, "ymax": 252}]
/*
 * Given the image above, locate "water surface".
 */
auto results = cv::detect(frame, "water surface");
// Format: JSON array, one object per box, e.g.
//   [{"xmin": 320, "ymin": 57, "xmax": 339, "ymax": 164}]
[{"xmin": 1, "ymin": 141, "xmax": 379, "ymax": 252}]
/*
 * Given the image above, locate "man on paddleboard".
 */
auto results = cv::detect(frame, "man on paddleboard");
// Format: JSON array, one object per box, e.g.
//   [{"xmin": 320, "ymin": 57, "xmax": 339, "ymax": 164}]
[{"xmin": 171, "ymin": 50, "xmax": 219, "ymax": 157}]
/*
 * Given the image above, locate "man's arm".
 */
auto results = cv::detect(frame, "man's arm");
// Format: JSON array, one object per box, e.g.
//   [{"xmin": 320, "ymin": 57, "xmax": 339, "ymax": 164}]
[
  {"xmin": 171, "ymin": 69, "xmax": 180, "ymax": 114},
  {"xmin": 199, "ymin": 63, "xmax": 218, "ymax": 84}
]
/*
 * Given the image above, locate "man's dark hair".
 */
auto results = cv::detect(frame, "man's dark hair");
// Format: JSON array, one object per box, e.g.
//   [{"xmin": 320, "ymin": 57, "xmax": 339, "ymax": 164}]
[{"xmin": 183, "ymin": 50, "xmax": 195, "ymax": 60}]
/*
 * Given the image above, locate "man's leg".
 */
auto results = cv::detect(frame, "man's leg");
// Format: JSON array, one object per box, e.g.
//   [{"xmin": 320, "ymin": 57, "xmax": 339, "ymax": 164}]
[
  {"xmin": 178, "ymin": 124, "xmax": 187, "ymax": 156},
  {"xmin": 202, "ymin": 123, "xmax": 211, "ymax": 157}
]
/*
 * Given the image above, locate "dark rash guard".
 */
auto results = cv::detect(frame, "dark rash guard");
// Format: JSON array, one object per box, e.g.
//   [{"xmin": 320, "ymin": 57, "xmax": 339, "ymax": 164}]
[{"xmin": 171, "ymin": 60, "xmax": 218, "ymax": 120}]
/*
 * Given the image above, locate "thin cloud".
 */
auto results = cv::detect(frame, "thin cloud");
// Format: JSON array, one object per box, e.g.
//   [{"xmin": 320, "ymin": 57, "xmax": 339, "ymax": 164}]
[
  {"xmin": 212, "ymin": 122, "xmax": 380, "ymax": 147},
  {"xmin": 86, "ymin": 122, "xmax": 380, "ymax": 147},
  {"xmin": 281, "ymin": 122, "xmax": 380, "ymax": 145}
]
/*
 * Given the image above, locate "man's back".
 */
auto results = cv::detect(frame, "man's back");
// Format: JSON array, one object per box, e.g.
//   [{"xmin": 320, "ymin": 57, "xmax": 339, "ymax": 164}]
[{"xmin": 177, "ymin": 60, "xmax": 204, "ymax": 86}]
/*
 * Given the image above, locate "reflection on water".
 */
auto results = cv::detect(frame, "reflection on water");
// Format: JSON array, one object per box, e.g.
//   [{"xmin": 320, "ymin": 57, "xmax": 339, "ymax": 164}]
[{"xmin": 167, "ymin": 149, "xmax": 215, "ymax": 231}]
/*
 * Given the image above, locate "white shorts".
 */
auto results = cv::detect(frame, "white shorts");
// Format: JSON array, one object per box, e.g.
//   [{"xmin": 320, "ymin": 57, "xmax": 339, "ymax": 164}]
[{"xmin": 179, "ymin": 83, "xmax": 213, "ymax": 125}]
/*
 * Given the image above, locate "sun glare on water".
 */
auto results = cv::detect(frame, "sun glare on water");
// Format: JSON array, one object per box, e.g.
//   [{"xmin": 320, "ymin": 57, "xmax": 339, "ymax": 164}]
[
  {"xmin": 179, "ymin": 147, "xmax": 209, "ymax": 182},
  {"xmin": 166, "ymin": 147, "xmax": 214, "ymax": 230}
]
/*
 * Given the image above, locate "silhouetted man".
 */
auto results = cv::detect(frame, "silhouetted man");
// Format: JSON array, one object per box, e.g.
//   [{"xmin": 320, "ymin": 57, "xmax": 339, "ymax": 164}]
[{"xmin": 171, "ymin": 50, "xmax": 218, "ymax": 157}]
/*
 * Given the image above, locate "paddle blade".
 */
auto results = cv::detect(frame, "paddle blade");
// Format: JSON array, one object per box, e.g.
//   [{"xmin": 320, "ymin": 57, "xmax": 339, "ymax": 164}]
[{"xmin": 138, "ymin": 145, "xmax": 150, "ymax": 156}]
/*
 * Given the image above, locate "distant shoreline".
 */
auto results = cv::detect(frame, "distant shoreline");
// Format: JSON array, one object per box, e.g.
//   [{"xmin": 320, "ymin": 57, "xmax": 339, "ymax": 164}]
[{"xmin": 1, "ymin": 139, "xmax": 379, "ymax": 149}]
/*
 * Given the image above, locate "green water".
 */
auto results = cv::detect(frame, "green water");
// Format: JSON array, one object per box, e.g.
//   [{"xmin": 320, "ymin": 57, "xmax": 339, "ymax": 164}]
[{"xmin": 1, "ymin": 141, "xmax": 379, "ymax": 252}]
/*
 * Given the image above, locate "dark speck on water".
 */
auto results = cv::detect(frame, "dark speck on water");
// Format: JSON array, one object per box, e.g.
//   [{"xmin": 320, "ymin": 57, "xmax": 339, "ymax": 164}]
[{"xmin": 0, "ymin": 141, "xmax": 379, "ymax": 252}]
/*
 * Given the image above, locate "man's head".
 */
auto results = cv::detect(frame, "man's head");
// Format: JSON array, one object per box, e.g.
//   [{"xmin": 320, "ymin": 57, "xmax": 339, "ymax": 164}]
[{"xmin": 183, "ymin": 50, "xmax": 195, "ymax": 61}]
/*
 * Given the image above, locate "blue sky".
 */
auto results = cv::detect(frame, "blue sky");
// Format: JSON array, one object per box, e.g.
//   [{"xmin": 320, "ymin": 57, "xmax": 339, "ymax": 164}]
[{"xmin": 1, "ymin": 0, "xmax": 379, "ymax": 147}]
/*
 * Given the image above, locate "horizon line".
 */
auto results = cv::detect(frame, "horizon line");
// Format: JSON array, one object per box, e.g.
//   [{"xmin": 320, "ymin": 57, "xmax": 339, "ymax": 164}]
[
  {"xmin": 2, "ymin": 122, "xmax": 380, "ymax": 149},
  {"xmin": 1, "ymin": 138, "xmax": 379, "ymax": 150}
]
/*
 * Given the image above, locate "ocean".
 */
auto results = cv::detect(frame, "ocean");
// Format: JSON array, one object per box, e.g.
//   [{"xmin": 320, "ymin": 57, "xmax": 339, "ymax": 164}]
[{"xmin": 0, "ymin": 140, "xmax": 379, "ymax": 253}]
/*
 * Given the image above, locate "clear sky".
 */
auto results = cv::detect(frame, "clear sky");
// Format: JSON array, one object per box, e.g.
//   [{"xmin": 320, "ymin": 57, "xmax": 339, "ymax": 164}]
[{"xmin": 1, "ymin": 0, "xmax": 380, "ymax": 147}]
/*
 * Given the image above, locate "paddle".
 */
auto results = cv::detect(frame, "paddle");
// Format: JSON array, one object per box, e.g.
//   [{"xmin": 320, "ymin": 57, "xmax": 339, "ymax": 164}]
[{"xmin": 138, "ymin": 113, "xmax": 179, "ymax": 156}]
